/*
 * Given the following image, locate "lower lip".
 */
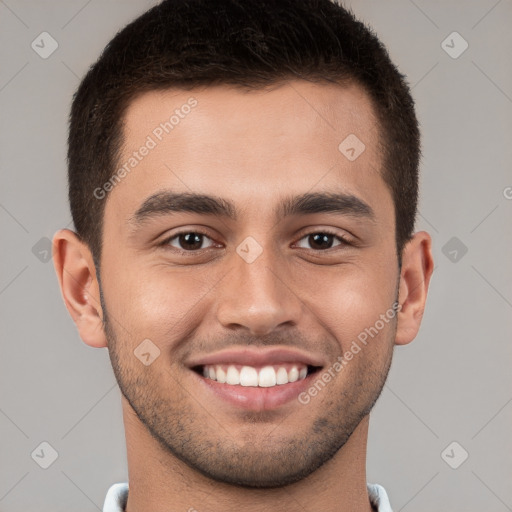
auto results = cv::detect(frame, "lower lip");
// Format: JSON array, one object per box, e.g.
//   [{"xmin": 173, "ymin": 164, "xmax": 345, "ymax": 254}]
[{"xmin": 191, "ymin": 370, "xmax": 317, "ymax": 411}]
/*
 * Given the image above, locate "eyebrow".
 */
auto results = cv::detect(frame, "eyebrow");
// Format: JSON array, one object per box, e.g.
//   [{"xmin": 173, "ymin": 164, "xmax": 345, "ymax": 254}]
[{"xmin": 129, "ymin": 190, "xmax": 376, "ymax": 227}]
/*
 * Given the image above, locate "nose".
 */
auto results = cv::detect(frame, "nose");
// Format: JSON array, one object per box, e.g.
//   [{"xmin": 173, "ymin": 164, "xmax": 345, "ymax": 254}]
[{"xmin": 215, "ymin": 244, "xmax": 304, "ymax": 337}]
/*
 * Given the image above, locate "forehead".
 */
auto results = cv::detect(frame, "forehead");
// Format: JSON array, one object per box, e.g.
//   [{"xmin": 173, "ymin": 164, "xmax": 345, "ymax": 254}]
[{"xmin": 107, "ymin": 80, "xmax": 389, "ymax": 225}]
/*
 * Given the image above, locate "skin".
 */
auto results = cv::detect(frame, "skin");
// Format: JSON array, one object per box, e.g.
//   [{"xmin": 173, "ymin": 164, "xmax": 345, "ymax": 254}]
[{"xmin": 53, "ymin": 80, "xmax": 434, "ymax": 512}]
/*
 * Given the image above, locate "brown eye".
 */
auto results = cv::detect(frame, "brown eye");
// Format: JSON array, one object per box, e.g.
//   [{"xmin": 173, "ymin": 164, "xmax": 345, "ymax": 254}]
[
  {"xmin": 295, "ymin": 231, "xmax": 350, "ymax": 251},
  {"xmin": 165, "ymin": 232, "xmax": 214, "ymax": 251}
]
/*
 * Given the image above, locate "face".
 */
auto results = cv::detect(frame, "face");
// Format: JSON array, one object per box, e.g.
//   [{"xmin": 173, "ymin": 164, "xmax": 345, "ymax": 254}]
[{"xmin": 98, "ymin": 81, "xmax": 399, "ymax": 487}]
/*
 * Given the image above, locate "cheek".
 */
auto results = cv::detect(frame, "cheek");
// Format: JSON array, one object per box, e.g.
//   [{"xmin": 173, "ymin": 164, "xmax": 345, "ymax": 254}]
[
  {"xmin": 101, "ymin": 263, "xmax": 216, "ymax": 346},
  {"xmin": 299, "ymin": 263, "xmax": 397, "ymax": 353}
]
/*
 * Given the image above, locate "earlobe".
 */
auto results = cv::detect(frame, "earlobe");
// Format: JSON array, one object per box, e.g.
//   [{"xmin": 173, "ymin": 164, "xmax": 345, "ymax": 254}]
[
  {"xmin": 395, "ymin": 231, "xmax": 434, "ymax": 346},
  {"xmin": 52, "ymin": 229, "xmax": 108, "ymax": 348}
]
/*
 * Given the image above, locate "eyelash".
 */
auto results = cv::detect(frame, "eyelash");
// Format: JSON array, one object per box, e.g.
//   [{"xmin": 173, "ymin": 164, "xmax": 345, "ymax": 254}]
[{"xmin": 159, "ymin": 229, "xmax": 353, "ymax": 254}]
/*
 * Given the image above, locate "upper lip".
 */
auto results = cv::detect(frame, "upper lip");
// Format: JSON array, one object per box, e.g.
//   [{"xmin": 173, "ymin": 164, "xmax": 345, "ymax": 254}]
[{"xmin": 186, "ymin": 346, "xmax": 325, "ymax": 369}]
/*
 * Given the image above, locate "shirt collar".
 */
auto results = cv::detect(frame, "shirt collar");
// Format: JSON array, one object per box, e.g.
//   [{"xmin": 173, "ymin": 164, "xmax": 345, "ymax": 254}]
[{"xmin": 103, "ymin": 481, "xmax": 393, "ymax": 511}]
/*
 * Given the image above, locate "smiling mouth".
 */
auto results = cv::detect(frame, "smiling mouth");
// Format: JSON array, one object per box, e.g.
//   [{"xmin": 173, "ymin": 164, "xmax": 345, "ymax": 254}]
[{"xmin": 192, "ymin": 363, "xmax": 322, "ymax": 388}]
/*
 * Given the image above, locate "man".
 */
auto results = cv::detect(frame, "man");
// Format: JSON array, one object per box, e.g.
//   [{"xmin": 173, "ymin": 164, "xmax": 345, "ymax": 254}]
[{"xmin": 52, "ymin": 0, "xmax": 434, "ymax": 510}]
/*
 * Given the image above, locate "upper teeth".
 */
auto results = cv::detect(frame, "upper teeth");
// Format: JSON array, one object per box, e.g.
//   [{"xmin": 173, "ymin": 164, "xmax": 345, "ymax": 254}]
[{"xmin": 202, "ymin": 364, "xmax": 308, "ymax": 387}]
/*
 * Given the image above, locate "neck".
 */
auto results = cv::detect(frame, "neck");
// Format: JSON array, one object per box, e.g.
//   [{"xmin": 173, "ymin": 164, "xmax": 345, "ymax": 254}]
[{"xmin": 122, "ymin": 397, "xmax": 374, "ymax": 512}]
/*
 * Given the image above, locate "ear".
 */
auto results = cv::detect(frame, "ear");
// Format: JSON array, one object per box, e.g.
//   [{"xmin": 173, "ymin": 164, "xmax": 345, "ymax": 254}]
[
  {"xmin": 52, "ymin": 229, "xmax": 107, "ymax": 348},
  {"xmin": 395, "ymin": 231, "xmax": 434, "ymax": 346}
]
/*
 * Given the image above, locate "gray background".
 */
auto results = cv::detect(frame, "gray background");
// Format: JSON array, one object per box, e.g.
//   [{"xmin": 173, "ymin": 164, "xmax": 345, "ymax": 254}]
[{"xmin": 1, "ymin": 0, "xmax": 511, "ymax": 511}]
